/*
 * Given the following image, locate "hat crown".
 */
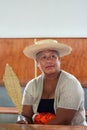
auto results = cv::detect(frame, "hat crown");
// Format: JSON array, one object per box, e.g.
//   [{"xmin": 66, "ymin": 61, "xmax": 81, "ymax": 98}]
[{"xmin": 35, "ymin": 39, "xmax": 58, "ymax": 45}]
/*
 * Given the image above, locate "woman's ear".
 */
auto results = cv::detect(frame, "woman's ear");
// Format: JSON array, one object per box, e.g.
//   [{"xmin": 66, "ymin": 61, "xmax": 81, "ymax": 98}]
[
  {"xmin": 37, "ymin": 62, "xmax": 40, "ymax": 67},
  {"xmin": 35, "ymin": 59, "xmax": 39, "ymax": 67},
  {"xmin": 58, "ymin": 56, "xmax": 60, "ymax": 61}
]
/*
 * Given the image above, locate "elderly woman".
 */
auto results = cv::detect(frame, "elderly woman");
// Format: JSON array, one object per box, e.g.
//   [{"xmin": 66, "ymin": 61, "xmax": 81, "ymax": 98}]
[{"xmin": 17, "ymin": 39, "xmax": 87, "ymax": 125}]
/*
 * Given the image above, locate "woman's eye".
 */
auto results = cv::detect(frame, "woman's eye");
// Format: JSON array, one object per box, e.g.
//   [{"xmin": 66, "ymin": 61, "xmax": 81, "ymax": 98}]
[
  {"xmin": 41, "ymin": 56, "xmax": 46, "ymax": 60},
  {"xmin": 52, "ymin": 55, "xmax": 55, "ymax": 57},
  {"xmin": 51, "ymin": 55, "xmax": 56, "ymax": 58},
  {"xmin": 43, "ymin": 56, "xmax": 46, "ymax": 59}
]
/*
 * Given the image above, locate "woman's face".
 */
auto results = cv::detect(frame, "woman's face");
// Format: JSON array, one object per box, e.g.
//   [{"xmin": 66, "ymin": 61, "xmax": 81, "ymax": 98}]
[{"xmin": 36, "ymin": 50, "xmax": 60, "ymax": 75}]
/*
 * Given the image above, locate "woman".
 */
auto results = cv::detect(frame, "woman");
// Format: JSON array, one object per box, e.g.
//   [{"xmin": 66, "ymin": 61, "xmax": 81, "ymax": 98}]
[{"xmin": 17, "ymin": 39, "xmax": 87, "ymax": 125}]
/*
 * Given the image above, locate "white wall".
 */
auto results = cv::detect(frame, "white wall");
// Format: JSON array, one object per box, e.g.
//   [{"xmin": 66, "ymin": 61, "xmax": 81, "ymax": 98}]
[{"xmin": 0, "ymin": 0, "xmax": 87, "ymax": 37}]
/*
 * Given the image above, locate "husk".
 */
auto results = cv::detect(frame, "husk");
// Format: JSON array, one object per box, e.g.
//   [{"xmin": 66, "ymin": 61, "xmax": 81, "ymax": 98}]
[{"xmin": 3, "ymin": 64, "xmax": 22, "ymax": 114}]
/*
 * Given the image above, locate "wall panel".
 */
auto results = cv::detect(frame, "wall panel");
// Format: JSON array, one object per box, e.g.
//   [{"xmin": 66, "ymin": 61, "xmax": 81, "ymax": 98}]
[{"xmin": 0, "ymin": 38, "xmax": 87, "ymax": 86}]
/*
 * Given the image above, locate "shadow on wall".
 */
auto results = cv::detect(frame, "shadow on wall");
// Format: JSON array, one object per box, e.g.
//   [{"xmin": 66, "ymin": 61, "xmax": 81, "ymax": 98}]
[{"xmin": 0, "ymin": 86, "xmax": 87, "ymax": 123}]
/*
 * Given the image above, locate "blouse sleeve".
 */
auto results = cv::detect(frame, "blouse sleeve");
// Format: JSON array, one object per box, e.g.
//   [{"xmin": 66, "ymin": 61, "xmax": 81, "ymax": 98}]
[
  {"xmin": 22, "ymin": 81, "xmax": 35, "ymax": 105},
  {"xmin": 57, "ymin": 79, "xmax": 84, "ymax": 110}
]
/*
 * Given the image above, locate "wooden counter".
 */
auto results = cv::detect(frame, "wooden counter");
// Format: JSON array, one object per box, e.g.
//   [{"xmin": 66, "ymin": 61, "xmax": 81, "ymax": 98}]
[
  {"xmin": 0, "ymin": 107, "xmax": 18, "ymax": 114},
  {"xmin": 0, "ymin": 124, "xmax": 87, "ymax": 130}
]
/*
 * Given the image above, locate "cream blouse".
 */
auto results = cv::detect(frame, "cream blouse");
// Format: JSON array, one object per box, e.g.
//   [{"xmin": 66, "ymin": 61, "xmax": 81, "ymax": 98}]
[{"xmin": 22, "ymin": 70, "xmax": 87, "ymax": 125}]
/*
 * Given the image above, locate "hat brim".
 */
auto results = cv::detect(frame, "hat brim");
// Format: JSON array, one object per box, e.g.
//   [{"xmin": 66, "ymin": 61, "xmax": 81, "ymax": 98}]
[{"xmin": 23, "ymin": 41, "xmax": 72, "ymax": 59}]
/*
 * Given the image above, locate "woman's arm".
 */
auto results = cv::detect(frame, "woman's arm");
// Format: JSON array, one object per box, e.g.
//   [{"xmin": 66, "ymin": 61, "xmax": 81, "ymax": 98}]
[{"xmin": 47, "ymin": 108, "xmax": 76, "ymax": 125}]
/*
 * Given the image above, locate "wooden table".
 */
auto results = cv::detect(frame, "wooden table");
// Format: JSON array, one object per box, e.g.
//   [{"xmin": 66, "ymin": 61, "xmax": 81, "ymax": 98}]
[
  {"xmin": 0, "ymin": 124, "xmax": 87, "ymax": 130},
  {"xmin": 0, "ymin": 107, "xmax": 18, "ymax": 114}
]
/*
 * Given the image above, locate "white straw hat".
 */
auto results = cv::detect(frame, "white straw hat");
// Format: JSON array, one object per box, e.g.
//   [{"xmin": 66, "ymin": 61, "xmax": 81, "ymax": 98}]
[{"xmin": 23, "ymin": 39, "xmax": 72, "ymax": 59}]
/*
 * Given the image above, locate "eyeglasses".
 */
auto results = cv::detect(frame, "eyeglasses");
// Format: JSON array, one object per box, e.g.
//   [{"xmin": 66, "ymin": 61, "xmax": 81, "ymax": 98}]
[{"xmin": 38, "ymin": 54, "xmax": 58, "ymax": 62}]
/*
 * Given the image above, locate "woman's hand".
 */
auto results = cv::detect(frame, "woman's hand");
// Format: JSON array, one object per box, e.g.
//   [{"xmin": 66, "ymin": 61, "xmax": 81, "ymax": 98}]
[
  {"xmin": 16, "ymin": 115, "xmax": 29, "ymax": 124},
  {"xmin": 16, "ymin": 114, "xmax": 33, "ymax": 124},
  {"xmin": 16, "ymin": 119, "xmax": 28, "ymax": 124}
]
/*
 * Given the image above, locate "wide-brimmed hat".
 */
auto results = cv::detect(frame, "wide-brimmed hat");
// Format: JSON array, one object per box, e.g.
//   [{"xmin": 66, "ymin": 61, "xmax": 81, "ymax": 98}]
[{"xmin": 23, "ymin": 39, "xmax": 72, "ymax": 59}]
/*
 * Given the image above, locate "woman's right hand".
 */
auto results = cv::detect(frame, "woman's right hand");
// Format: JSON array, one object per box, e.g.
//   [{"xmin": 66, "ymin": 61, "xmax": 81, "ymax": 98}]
[
  {"xmin": 16, "ymin": 115, "xmax": 28, "ymax": 124},
  {"xmin": 16, "ymin": 119, "xmax": 28, "ymax": 124}
]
